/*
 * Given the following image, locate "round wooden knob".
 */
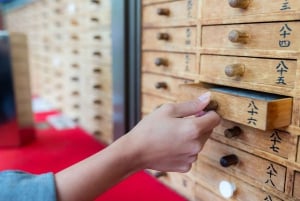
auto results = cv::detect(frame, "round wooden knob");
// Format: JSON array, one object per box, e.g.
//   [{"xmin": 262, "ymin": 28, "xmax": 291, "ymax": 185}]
[
  {"xmin": 155, "ymin": 82, "xmax": 168, "ymax": 89},
  {"xmin": 157, "ymin": 33, "xmax": 169, "ymax": 41},
  {"xmin": 155, "ymin": 58, "xmax": 168, "ymax": 66},
  {"xmin": 228, "ymin": 0, "xmax": 250, "ymax": 9},
  {"xmin": 220, "ymin": 154, "xmax": 239, "ymax": 167},
  {"xmin": 228, "ymin": 30, "xmax": 248, "ymax": 43},
  {"xmin": 157, "ymin": 8, "xmax": 170, "ymax": 16},
  {"xmin": 203, "ymin": 100, "xmax": 219, "ymax": 112},
  {"xmin": 225, "ymin": 64, "xmax": 245, "ymax": 77},
  {"xmin": 224, "ymin": 126, "xmax": 242, "ymax": 138}
]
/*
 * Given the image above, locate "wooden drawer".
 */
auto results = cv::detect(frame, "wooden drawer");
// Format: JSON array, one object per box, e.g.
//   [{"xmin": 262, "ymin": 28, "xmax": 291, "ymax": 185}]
[
  {"xmin": 142, "ymin": 51, "xmax": 197, "ymax": 77},
  {"xmin": 201, "ymin": 0, "xmax": 300, "ymax": 24},
  {"xmin": 166, "ymin": 173, "xmax": 195, "ymax": 201},
  {"xmin": 82, "ymin": 48, "xmax": 112, "ymax": 65},
  {"xmin": 199, "ymin": 55, "xmax": 297, "ymax": 96},
  {"xmin": 293, "ymin": 171, "xmax": 300, "ymax": 199},
  {"xmin": 212, "ymin": 120, "xmax": 291, "ymax": 159},
  {"xmin": 143, "ymin": 0, "xmax": 197, "ymax": 27},
  {"xmin": 195, "ymin": 160, "xmax": 284, "ymax": 201},
  {"xmin": 179, "ymin": 84, "xmax": 292, "ymax": 130},
  {"xmin": 142, "ymin": 27, "xmax": 196, "ymax": 51},
  {"xmin": 142, "ymin": 73, "xmax": 193, "ymax": 100},
  {"xmin": 202, "ymin": 22, "xmax": 300, "ymax": 52},
  {"xmin": 141, "ymin": 93, "xmax": 174, "ymax": 114},
  {"xmin": 200, "ymin": 139, "xmax": 287, "ymax": 192}
]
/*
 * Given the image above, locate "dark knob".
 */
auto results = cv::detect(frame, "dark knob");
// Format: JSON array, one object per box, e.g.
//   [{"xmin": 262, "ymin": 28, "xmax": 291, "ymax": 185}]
[
  {"xmin": 155, "ymin": 58, "xmax": 168, "ymax": 66},
  {"xmin": 93, "ymin": 100, "xmax": 102, "ymax": 105},
  {"xmin": 228, "ymin": 30, "xmax": 249, "ymax": 44},
  {"xmin": 224, "ymin": 126, "xmax": 242, "ymax": 138},
  {"xmin": 153, "ymin": 171, "xmax": 167, "ymax": 178},
  {"xmin": 157, "ymin": 33, "xmax": 169, "ymax": 41},
  {"xmin": 157, "ymin": 8, "xmax": 170, "ymax": 16},
  {"xmin": 155, "ymin": 82, "xmax": 168, "ymax": 89},
  {"xmin": 91, "ymin": 0, "xmax": 100, "ymax": 4},
  {"xmin": 94, "ymin": 115, "xmax": 102, "ymax": 120},
  {"xmin": 203, "ymin": 100, "xmax": 219, "ymax": 112},
  {"xmin": 220, "ymin": 154, "xmax": 239, "ymax": 167},
  {"xmin": 228, "ymin": 0, "xmax": 250, "ymax": 9},
  {"xmin": 93, "ymin": 84, "xmax": 102, "ymax": 89}
]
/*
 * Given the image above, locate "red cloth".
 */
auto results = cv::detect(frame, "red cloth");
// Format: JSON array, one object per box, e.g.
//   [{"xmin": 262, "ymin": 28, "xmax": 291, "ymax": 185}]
[{"xmin": 0, "ymin": 111, "xmax": 186, "ymax": 201}]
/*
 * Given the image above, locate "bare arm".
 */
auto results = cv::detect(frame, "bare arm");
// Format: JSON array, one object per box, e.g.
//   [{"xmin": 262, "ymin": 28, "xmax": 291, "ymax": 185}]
[{"xmin": 54, "ymin": 92, "xmax": 221, "ymax": 201}]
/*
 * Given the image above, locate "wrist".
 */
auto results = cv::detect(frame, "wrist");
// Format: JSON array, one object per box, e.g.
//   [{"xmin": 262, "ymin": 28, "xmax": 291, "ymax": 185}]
[{"xmin": 112, "ymin": 133, "xmax": 147, "ymax": 173}]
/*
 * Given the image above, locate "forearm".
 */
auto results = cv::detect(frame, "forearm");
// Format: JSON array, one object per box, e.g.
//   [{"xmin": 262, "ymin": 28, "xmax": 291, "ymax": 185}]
[{"xmin": 54, "ymin": 134, "xmax": 143, "ymax": 201}]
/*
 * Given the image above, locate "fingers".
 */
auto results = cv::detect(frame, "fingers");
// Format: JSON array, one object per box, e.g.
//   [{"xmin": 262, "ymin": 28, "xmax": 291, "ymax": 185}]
[
  {"xmin": 163, "ymin": 92, "xmax": 211, "ymax": 118},
  {"xmin": 193, "ymin": 111, "xmax": 221, "ymax": 134}
]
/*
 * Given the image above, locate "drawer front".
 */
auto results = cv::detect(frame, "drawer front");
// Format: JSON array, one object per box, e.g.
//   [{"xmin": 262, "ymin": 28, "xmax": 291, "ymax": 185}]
[
  {"xmin": 294, "ymin": 171, "xmax": 300, "ymax": 199},
  {"xmin": 142, "ymin": 93, "xmax": 174, "ymax": 114},
  {"xmin": 142, "ymin": 27, "xmax": 196, "ymax": 51},
  {"xmin": 195, "ymin": 160, "xmax": 284, "ymax": 201},
  {"xmin": 82, "ymin": 48, "xmax": 112, "ymax": 65},
  {"xmin": 199, "ymin": 55, "xmax": 297, "ymax": 95},
  {"xmin": 200, "ymin": 139, "xmax": 287, "ymax": 192},
  {"xmin": 167, "ymin": 173, "xmax": 195, "ymax": 200},
  {"xmin": 143, "ymin": 0, "xmax": 197, "ymax": 27},
  {"xmin": 212, "ymin": 120, "xmax": 291, "ymax": 159},
  {"xmin": 81, "ymin": 74, "xmax": 112, "ymax": 94},
  {"xmin": 142, "ymin": 51, "xmax": 197, "ymax": 76},
  {"xmin": 179, "ymin": 84, "xmax": 292, "ymax": 130},
  {"xmin": 202, "ymin": 0, "xmax": 300, "ymax": 24},
  {"xmin": 202, "ymin": 22, "xmax": 300, "ymax": 52},
  {"xmin": 142, "ymin": 73, "xmax": 193, "ymax": 100}
]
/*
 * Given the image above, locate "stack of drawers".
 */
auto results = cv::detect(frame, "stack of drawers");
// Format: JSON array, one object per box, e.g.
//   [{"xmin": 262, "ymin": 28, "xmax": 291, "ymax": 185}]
[
  {"xmin": 142, "ymin": 0, "xmax": 300, "ymax": 200},
  {"xmin": 5, "ymin": 0, "xmax": 114, "ymax": 144}
]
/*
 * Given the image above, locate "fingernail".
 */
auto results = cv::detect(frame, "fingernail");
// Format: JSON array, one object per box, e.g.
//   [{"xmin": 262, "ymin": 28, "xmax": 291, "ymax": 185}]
[{"xmin": 198, "ymin": 92, "xmax": 211, "ymax": 102}]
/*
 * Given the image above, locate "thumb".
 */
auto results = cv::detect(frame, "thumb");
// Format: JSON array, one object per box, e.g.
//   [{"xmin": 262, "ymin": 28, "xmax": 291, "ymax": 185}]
[{"xmin": 171, "ymin": 92, "xmax": 211, "ymax": 118}]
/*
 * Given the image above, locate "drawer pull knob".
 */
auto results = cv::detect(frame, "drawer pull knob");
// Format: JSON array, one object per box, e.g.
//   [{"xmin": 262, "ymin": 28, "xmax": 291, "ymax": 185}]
[
  {"xmin": 228, "ymin": 30, "xmax": 249, "ymax": 44},
  {"xmin": 220, "ymin": 154, "xmax": 239, "ymax": 167},
  {"xmin": 157, "ymin": 33, "xmax": 170, "ymax": 41},
  {"xmin": 153, "ymin": 171, "xmax": 167, "ymax": 178},
  {"xmin": 155, "ymin": 82, "xmax": 168, "ymax": 89},
  {"xmin": 228, "ymin": 0, "xmax": 250, "ymax": 9},
  {"xmin": 157, "ymin": 8, "xmax": 170, "ymax": 16},
  {"xmin": 155, "ymin": 58, "xmax": 168, "ymax": 66},
  {"xmin": 203, "ymin": 100, "xmax": 219, "ymax": 112},
  {"xmin": 224, "ymin": 126, "xmax": 242, "ymax": 138},
  {"xmin": 219, "ymin": 180, "xmax": 236, "ymax": 199},
  {"xmin": 225, "ymin": 64, "xmax": 245, "ymax": 77}
]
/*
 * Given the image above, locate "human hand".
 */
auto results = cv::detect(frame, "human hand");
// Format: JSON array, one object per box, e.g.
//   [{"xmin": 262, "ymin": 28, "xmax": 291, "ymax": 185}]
[{"xmin": 126, "ymin": 92, "xmax": 221, "ymax": 173}]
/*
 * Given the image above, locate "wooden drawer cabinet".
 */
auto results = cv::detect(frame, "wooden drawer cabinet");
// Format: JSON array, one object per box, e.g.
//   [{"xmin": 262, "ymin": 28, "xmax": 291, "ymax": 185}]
[
  {"xmin": 142, "ymin": 27, "xmax": 197, "ymax": 51},
  {"xmin": 212, "ymin": 120, "xmax": 291, "ymax": 159},
  {"xmin": 202, "ymin": 0, "xmax": 300, "ymax": 24},
  {"xmin": 200, "ymin": 139, "xmax": 287, "ymax": 192},
  {"xmin": 143, "ymin": 0, "xmax": 197, "ymax": 27},
  {"xmin": 142, "ymin": 51, "xmax": 197, "ymax": 77},
  {"xmin": 195, "ymin": 160, "xmax": 284, "ymax": 201},
  {"xmin": 202, "ymin": 22, "xmax": 300, "ymax": 52},
  {"xmin": 141, "ymin": 0, "xmax": 300, "ymax": 200},
  {"xmin": 179, "ymin": 84, "xmax": 292, "ymax": 130},
  {"xmin": 199, "ymin": 55, "xmax": 297, "ymax": 95}
]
